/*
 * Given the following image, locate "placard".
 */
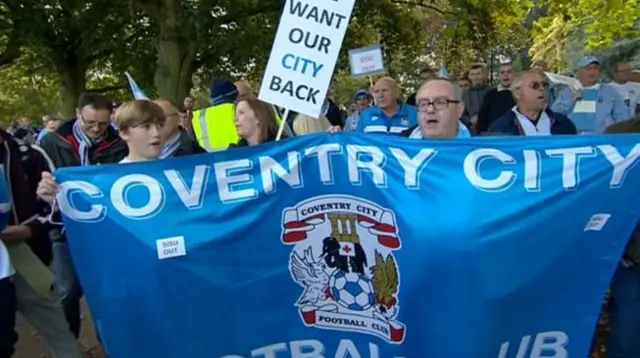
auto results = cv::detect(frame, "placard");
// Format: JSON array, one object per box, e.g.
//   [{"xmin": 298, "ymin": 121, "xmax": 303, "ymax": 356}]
[
  {"xmin": 259, "ymin": 0, "xmax": 356, "ymax": 118},
  {"xmin": 348, "ymin": 44, "xmax": 385, "ymax": 78}
]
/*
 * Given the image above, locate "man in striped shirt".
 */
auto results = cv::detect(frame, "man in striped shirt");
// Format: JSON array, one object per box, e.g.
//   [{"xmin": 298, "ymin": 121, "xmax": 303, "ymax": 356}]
[{"xmin": 355, "ymin": 77, "xmax": 417, "ymax": 135}]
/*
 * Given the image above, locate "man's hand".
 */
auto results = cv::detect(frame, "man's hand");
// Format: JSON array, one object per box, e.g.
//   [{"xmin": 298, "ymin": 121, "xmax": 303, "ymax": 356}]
[
  {"xmin": 37, "ymin": 171, "xmax": 58, "ymax": 204},
  {"xmin": 470, "ymin": 115, "xmax": 478, "ymax": 125},
  {"xmin": 1, "ymin": 225, "xmax": 33, "ymax": 243},
  {"xmin": 328, "ymin": 126, "xmax": 342, "ymax": 134},
  {"xmin": 621, "ymin": 257, "xmax": 635, "ymax": 268}
]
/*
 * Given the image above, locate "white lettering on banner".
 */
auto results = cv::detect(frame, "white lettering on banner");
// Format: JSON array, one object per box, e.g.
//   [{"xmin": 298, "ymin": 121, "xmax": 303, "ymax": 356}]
[
  {"xmin": 57, "ymin": 144, "xmax": 640, "ymax": 222},
  {"xmin": 258, "ymin": 0, "xmax": 356, "ymax": 117},
  {"xmin": 497, "ymin": 331, "xmax": 568, "ymax": 358},
  {"xmin": 164, "ymin": 165, "xmax": 210, "ymax": 210},
  {"xmin": 597, "ymin": 143, "xmax": 640, "ymax": 188},
  {"xmin": 219, "ymin": 339, "xmax": 389, "ymax": 358},
  {"xmin": 545, "ymin": 146, "xmax": 596, "ymax": 190},
  {"xmin": 57, "ymin": 180, "xmax": 106, "ymax": 223},
  {"xmin": 305, "ymin": 144, "xmax": 343, "ymax": 185},
  {"xmin": 347, "ymin": 145, "xmax": 387, "ymax": 187},
  {"xmin": 464, "ymin": 149, "xmax": 517, "ymax": 192},
  {"xmin": 260, "ymin": 152, "xmax": 303, "ymax": 194},
  {"xmin": 110, "ymin": 174, "xmax": 165, "ymax": 220}
]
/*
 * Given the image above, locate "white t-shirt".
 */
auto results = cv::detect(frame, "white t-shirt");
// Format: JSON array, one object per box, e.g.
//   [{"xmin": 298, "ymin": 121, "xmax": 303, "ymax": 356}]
[
  {"xmin": 0, "ymin": 241, "xmax": 14, "ymax": 280},
  {"xmin": 610, "ymin": 81, "xmax": 640, "ymax": 118}
]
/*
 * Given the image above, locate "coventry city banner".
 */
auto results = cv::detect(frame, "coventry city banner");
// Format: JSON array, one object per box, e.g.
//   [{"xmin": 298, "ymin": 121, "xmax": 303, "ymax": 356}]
[{"xmin": 56, "ymin": 133, "xmax": 640, "ymax": 358}]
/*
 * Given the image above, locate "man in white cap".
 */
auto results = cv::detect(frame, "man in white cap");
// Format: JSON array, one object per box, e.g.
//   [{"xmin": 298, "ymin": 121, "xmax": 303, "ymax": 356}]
[{"xmin": 551, "ymin": 56, "xmax": 628, "ymax": 134}]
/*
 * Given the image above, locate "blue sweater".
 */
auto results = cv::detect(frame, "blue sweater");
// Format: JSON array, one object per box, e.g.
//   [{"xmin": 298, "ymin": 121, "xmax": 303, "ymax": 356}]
[{"xmin": 551, "ymin": 84, "xmax": 628, "ymax": 134}]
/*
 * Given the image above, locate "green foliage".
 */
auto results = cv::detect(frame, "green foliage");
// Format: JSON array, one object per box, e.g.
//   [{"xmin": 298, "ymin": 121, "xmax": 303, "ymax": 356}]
[
  {"xmin": 0, "ymin": 54, "xmax": 60, "ymax": 125},
  {"xmin": 530, "ymin": 0, "xmax": 640, "ymax": 72}
]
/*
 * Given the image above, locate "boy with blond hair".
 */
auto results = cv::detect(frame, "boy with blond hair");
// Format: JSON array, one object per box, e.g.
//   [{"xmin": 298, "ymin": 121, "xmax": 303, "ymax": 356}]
[{"xmin": 113, "ymin": 100, "xmax": 166, "ymax": 163}]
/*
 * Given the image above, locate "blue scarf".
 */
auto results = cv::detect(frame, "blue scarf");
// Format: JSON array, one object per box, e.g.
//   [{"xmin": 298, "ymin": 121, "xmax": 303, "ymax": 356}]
[
  {"xmin": 159, "ymin": 132, "xmax": 181, "ymax": 159},
  {"xmin": 72, "ymin": 119, "xmax": 100, "ymax": 166},
  {"xmin": 409, "ymin": 121, "xmax": 471, "ymax": 139}
]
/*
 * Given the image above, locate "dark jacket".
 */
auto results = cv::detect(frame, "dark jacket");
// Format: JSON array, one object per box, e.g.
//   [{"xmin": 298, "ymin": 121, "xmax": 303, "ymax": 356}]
[
  {"xmin": 476, "ymin": 88, "xmax": 515, "ymax": 133},
  {"xmin": 605, "ymin": 116, "xmax": 640, "ymax": 264},
  {"xmin": 487, "ymin": 108, "xmax": 577, "ymax": 136},
  {"xmin": 228, "ymin": 128, "xmax": 278, "ymax": 148},
  {"xmin": 462, "ymin": 84, "xmax": 491, "ymax": 117},
  {"xmin": 39, "ymin": 118, "xmax": 127, "ymax": 168},
  {"xmin": 0, "ymin": 130, "xmax": 54, "ymax": 264},
  {"xmin": 173, "ymin": 129, "xmax": 206, "ymax": 157}
]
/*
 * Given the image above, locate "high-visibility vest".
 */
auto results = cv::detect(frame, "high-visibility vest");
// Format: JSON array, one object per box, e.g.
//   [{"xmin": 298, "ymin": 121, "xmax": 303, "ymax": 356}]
[
  {"xmin": 192, "ymin": 103, "xmax": 238, "ymax": 151},
  {"xmin": 192, "ymin": 103, "xmax": 288, "ymax": 151}
]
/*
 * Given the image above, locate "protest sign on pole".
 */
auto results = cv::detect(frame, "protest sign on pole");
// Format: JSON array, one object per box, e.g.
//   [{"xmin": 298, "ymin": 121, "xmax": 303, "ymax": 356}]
[
  {"xmin": 348, "ymin": 44, "xmax": 385, "ymax": 78},
  {"xmin": 258, "ymin": 0, "xmax": 356, "ymax": 139}
]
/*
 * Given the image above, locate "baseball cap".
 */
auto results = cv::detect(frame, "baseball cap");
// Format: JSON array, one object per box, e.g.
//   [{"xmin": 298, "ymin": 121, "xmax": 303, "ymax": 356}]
[
  {"xmin": 353, "ymin": 89, "xmax": 371, "ymax": 101},
  {"xmin": 577, "ymin": 56, "xmax": 600, "ymax": 69}
]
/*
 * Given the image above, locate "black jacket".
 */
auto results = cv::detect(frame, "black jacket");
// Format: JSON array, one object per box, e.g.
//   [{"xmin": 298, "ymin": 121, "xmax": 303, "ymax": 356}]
[
  {"xmin": 173, "ymin": 129, "xmax": 206, "ymax": 157},
  {"xmin": 39, "ymin": 119, "xmax": 127, "ymax": 168},
  {"xmin": 476, "ymin": 89, "xmax": 515, "ymax": 133},
  {"xmin": 487, "ymin": 108, "xmax": 577, "ymax": 136},
  {"xmin": 0, "ymin": 130, "xmax": 54, "ymax": 264}
]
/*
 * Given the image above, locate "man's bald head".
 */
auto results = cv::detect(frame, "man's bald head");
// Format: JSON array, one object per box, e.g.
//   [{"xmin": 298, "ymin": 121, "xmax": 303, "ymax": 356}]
[
  {"xmin": 418, "ymin": 79, "xmax": 462, "ymax": 101},
  {"xmin": 373, "ymin": 77, "xmax": 400, "ymax": 109}
]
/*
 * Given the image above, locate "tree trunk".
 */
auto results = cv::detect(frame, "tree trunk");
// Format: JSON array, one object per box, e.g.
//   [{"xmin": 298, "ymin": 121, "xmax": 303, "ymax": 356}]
[
  {"xmin": 153, "ymin": 0, "xmax": 197, "ymax": 104},
  {"xmin": 57, "ymin": 54, "xmax": 87, "ymax": 118},
  {"xmin": 155, "ymin": 37, "xmax": 197, "ymax": 104}
]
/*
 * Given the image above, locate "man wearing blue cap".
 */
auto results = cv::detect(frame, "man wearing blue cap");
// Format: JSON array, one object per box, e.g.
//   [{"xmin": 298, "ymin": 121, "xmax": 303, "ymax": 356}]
[
  {"xmin": 191, "ymin": 78, "xmax": 240, "ymax": 151},
  {"xmin": 344, "ymin": 89, "xmax": 372, "ymax": 131},
  {"xmin": 551, "ymin": 56, "xmax": 628, "ymax": 133}
]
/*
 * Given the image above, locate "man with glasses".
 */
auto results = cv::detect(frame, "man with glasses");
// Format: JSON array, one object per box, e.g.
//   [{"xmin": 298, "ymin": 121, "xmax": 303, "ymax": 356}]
[
  {"xmin": 400, "ymin": 79, "xmax": 471, "ymax": 139},
  {"xmin": 38, "ymin": 92, "xmax": 127, "ymax": 340},
  {"xmin": 489, "ymin": 71, "xmax": 577, "ymax": 136},
  {"xmin": 154, "ymin": 99, "xmax": 205, "ymax": 158}
]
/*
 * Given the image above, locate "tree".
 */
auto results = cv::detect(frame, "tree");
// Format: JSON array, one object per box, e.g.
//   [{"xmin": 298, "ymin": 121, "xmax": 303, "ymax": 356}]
[
  {"xmin": 0, "ymin": 0, "xmax": 134, "ymax": 116},
  {"xmin": 530, "ymin": 0, "xmax": 640, "ymax": 72}
]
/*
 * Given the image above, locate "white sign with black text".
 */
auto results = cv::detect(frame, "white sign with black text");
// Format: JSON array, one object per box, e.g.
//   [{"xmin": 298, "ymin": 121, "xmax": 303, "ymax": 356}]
[
  {"xmin": 348, "ymin": 44, "xmax": 385, "ymax": 78},
  {"xmin": 259, "ymin": 0, "xmax": 356, "ymax": 118}
]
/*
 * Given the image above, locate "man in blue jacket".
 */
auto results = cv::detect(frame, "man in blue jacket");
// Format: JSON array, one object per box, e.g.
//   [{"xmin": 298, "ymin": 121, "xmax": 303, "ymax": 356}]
[
  {"xmin": 551, "ymin": 56, "xmax": 629, "ymax": 133},
  {"xmin": 356, "ymin": 77, "xmax": 417, "ymax": 135},
  {"xmin": 489, "ymin": 71, "xmax": 577, "ymax": 136}
]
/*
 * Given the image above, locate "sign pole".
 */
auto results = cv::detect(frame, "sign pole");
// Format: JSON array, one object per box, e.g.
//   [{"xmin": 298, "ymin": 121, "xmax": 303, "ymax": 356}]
[
  {"xmin": 276, "ymin": 108, "xmax": 290, "ymax": 141},
  {"xmin": 369, "ymin": 76, "xmax": 376, "ymax": 105}
]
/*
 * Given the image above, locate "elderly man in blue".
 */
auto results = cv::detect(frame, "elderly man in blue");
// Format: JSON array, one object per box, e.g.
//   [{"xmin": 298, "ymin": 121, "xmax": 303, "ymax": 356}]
[
  {"xmin": 551, "ymin": 56, "xmax": 629, "ymax": 134},
  {"xmin": 356, "ymin": 77, "xmax": 417, "ymax": 135}
]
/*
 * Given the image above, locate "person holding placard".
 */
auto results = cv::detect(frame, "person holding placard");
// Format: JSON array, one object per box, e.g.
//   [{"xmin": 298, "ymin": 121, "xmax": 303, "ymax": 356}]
[
  {"xmin": 355, "ymin": 77, "xmax": 417, "ymax": 135},
  {"xmin": 551, "ymin": 56, "xmax": 628, "ymax": 134}
]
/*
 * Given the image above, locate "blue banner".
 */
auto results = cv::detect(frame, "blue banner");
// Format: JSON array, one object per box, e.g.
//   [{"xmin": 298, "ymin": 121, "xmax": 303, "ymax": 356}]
[{"xmin": 56, "ymin": 133, "xmax": 640, "ymax": 358}]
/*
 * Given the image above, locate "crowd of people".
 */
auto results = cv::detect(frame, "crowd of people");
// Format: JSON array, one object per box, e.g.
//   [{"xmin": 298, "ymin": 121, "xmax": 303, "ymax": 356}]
[{"xmin": 1, "ymin": 53, "xmax": 639, "ymax": 358}]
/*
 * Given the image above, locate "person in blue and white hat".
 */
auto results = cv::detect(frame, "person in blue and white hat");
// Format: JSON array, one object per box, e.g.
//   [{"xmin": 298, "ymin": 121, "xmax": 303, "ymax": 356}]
[
  {"xmin": 551, "ymin": 55, "xmax": 629, "ymax": 134},
  {"xmin": 344, "ymin": 89, "xmax": 372, "ymax": 132}
]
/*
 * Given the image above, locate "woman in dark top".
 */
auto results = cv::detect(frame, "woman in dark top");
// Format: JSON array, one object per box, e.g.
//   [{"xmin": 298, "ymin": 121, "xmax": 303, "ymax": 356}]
[{"xmin": 229, "ymin": 96, "xmax": 281, "ymax": 148}]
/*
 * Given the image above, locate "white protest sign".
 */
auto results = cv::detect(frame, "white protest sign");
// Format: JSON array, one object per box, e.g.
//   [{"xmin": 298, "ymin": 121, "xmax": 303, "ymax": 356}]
[
  {"xmin": 259, "ymin": 0, "xmax": 356, "ymax": 118},
  {"xmin": 348, "ymin": 44, "xmax": 385, "ymax": 78}
]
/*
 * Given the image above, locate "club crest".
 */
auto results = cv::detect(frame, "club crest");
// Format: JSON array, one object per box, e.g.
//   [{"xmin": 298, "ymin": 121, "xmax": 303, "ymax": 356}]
[{"xmin": 281, "ymin": 195, "xmax": 405, "ymax": 344}]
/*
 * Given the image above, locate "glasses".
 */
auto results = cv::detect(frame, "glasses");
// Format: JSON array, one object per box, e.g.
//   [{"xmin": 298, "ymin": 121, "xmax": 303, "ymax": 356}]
[
  {"xmin": 417, "ymin": 97, "xmax": 460, "ymax": 112},
  {"xmin": 80, "ymin": 116, "xmax": 111, "ymax": 129},
  {"xmin": 528, "ymin": 81, "xmax": 550, "ymax": 91}
]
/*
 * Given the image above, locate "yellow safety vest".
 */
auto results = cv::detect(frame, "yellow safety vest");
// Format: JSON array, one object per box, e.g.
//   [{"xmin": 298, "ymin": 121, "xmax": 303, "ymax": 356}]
[
  {"xmin": 192, "ymin": 103, "xmax": 285, "ymax": 151},
  {"xmin": 192, "ymin": 103, "xmax": 238, "ymax": 151}
]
